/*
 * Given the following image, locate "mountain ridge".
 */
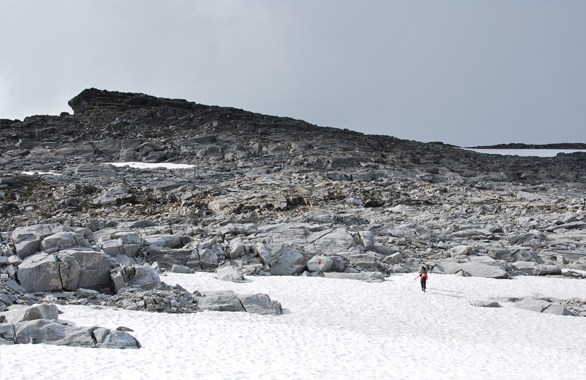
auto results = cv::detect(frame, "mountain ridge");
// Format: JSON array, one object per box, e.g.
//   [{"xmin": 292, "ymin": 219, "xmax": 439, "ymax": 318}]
[
  {"xmin": 2, "ymin": 88, "xmax": 584, "ymax": 180},
  {"xmin": 0, "ymin": 88, "xmax": 585, "ymax": 231}
]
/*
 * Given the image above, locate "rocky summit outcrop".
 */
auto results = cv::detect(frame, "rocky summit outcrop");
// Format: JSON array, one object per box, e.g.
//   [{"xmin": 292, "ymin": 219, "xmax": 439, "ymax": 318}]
[{"xmin": 0, "ymin": 88, "xmax": 585, "ymax": 317}]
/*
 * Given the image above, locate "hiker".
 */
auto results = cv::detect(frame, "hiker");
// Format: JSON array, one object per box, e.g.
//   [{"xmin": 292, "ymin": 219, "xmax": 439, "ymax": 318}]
[{"xmin": 416, "ymin": 266, "xmax": 428, "ymax": 292}]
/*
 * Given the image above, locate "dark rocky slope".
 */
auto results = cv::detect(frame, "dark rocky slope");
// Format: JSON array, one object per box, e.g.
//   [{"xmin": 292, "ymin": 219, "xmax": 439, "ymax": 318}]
[{"xmin": 1, "ymin": 88, "xmax": 585, "ymax": 230}]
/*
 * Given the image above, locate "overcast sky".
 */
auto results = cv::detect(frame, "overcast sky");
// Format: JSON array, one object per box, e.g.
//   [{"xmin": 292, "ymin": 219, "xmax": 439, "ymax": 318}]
[{"xmin": 1, "ymin": 0, "xmax": 585, "ymax": 147}]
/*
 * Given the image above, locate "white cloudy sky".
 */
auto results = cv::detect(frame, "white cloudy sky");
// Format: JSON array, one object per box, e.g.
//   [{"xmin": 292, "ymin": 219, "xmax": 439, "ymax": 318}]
[{"xmin": 1, "ymin": 0, "xmax": 585, "ymax": 147}]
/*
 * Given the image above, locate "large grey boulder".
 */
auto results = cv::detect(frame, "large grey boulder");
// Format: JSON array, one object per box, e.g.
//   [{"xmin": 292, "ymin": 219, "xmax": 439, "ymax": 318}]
[
  {"xmin": 92, "ymin": 327, "xmax": 142, "ymax": 349},
  {"xmin": 12, "ymin": 224, "xmax": 72, "ymax": 259},
  {"xmin": 1, "ymin": 303, "xmax": 60, "ymax": 324},
  {"xmin": 487, "ymin": 247, "xmax": 537, "ymax": 262},
  {"xmin": 17, "ymin": 249, "xmax": 112, "ymax": 293},
  {"xmin": 146, "ymin": 247, "xmax": 192, "ymax": 270},
  {"xmin": 111, "ymin": 265, "xmax": 161, "ymax": 294},
  {"xmin": 196, "ymin": 290, "xmax": 283, "ymax": 315},
  {"xmin": 512, "ymin": 262, "xmax": 562, "ymax": 276},
  {"xmin": 269, "ymin": 245, "xmax": 307, "ymax": 275},
  {"xmin": 9, "ymin": 319, "xmax": 141, "ymax": 348},
  {"xmin": 216, "ymin": 266, "xmax": 246, "ymax": 283},
  {"xmin": 16, "ymin": 253, "xmax": 62, "ymax": 292},
  {"xmin": 436, "ymin": 256, "xmax": 509, "ymax": 279},
  {"xmin": 12, "ymin": 319, "xmax": 90, "ymax": 345},
  {"xmin": 306, "ymin": 255, "xmax": 334, "ymax": 272},
  {"xmin": 196, "ymin": 290, "xmax": 245, "ymax": 312},
  {"xmin": 40, "ymin": 231, "xmax": 91, "ymax": 253},
  {"xmin": 513, "ymin": 297, "xmax": 575, "ymax": 316},
  {"xmin": 239, "ymin": 294, "xmax": 283, "ymax": 315},
  {"xmin": 57, "ymin": 249, "xmax": 111, "ymax": 291}
]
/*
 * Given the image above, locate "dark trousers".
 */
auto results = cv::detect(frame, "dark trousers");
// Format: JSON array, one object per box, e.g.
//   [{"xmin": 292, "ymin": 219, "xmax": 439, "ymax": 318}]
[{"xmin": 420, "ymin": 278, "xmax": 427, "ymax": 292}]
